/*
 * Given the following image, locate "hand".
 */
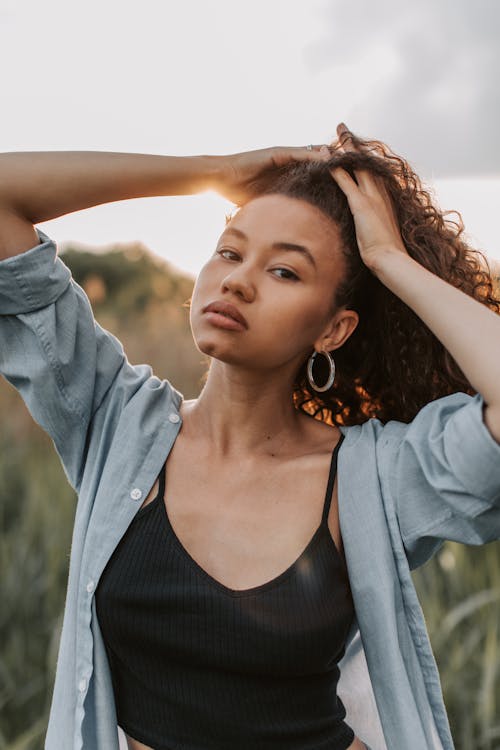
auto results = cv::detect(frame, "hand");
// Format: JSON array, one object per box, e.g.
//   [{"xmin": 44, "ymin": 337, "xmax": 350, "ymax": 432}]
[
  {"xmin": 329, "ymin": 123, "xmax": 409, "ymax": 270},
  {"xmin": 212, "ymin": 144, "xmax": 331, "ymax": 205}
]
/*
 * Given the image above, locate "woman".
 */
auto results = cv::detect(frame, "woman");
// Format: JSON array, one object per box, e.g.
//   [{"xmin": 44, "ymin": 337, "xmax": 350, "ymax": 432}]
[{"xmin": 0, "ymin": 124, "xmax": 499, "ymax": 750}]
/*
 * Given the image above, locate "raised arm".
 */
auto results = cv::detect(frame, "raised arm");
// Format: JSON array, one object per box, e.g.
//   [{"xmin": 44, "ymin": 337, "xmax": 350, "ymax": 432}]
[
  {"xmin": 330, "ymin": 124, "xmax": 500, "ymax": 444},
  {"xmin": 0, "ymin": 151, "xmax": 221, "ymax": 258},
  {"xmin": 329, "ymin": 123, "xmax": 500, "ymax": 567},
  {"xmin": 0, "ymin": 144, "xmax": 330, "ymax": 259}
]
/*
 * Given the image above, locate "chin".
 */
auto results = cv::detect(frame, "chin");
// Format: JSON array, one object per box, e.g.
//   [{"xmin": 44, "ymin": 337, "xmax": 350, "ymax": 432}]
[
  {"xmin": 193, "ymin": 333, "xmax": 244, "ymax": 364},
  {"xmin": 191, "ymin": 314, "xmax": 248, "ymax": 360}
]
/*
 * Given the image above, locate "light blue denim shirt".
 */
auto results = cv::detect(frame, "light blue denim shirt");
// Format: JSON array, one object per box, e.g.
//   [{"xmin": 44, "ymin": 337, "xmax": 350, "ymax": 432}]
[{"xmin": 1, "ymin": 229, "xmax": 500, "ymax": 750}]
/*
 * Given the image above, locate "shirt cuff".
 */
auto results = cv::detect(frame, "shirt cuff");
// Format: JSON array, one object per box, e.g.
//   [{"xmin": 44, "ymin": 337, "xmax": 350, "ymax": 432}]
[
  {"xmin": 445, "ymin": 391, "xmax": 500, "ymax": 502},
  {"xmin": 0, "ymin": 229, "xmax": 72, "ymax": 314}
]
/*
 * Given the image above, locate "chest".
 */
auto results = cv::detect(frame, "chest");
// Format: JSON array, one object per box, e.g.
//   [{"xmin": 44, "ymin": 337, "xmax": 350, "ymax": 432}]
[{"xmin": 137, "ymin": 442, "xmax": 346, "ymax": 592}]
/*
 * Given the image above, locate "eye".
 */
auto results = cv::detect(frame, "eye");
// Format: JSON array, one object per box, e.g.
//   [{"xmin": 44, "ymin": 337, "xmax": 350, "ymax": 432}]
[
  {"xmin": 271, "ymin": 267, "xmax": 300, "ymax": 281},
  {"xmin": 216, "ymin": 248, "xmax": 240, "ymax": 261}
]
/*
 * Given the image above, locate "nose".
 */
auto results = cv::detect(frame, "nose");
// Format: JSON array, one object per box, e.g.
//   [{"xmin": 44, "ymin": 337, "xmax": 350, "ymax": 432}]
[{"xmin": 221, "ymin": 265, "xmax": 256, "ymax": 302}]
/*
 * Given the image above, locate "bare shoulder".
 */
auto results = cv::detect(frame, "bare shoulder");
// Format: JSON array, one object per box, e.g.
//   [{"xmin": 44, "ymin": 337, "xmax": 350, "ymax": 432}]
[{"xmin": 295, "ymin": 410, "xmax": 343, "ymax": 456}]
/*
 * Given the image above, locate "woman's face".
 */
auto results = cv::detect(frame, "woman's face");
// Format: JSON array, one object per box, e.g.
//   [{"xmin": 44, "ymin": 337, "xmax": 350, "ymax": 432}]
[{"xmin": 190, "ymin": 194, "xmax": 358, "ymax": 374}]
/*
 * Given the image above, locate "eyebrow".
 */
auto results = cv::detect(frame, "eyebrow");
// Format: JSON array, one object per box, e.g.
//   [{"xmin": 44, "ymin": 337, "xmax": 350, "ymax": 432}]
[{"xmin": 220, "ymin": 226, "xmax": 317, "ymax": 270}]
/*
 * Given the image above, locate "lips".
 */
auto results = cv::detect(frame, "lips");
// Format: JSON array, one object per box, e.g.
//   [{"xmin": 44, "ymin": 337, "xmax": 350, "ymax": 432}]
[{"xmin": 202, "ymin": 300, "xmax": 248, "ymax": 329}]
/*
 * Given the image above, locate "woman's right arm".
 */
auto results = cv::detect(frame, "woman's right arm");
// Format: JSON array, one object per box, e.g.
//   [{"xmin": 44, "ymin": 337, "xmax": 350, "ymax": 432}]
[
  {"xmin": 0, "ymin": 141, "xmax": 332, "ymax": 257},
  {"xmin": 0, "ymin": 144, "xmax": 328, "ymax": 491},
  {"xmin": 0, "ymin": 150, "xmax": 221, "ymax": 258},
  {"xmin": 0, "ymin": 150, "xmax": 222, "ymax": 492}
]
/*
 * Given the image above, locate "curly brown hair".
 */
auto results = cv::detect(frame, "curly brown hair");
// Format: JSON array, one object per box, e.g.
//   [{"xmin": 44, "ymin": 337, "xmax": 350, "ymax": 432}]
[{"xmin": 229, "ymin": 133, "xmax": 500, "ymax": 426}]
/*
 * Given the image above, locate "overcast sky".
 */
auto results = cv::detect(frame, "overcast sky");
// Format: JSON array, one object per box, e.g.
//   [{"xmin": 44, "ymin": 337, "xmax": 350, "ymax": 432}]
[
  {"xmin": 1, "ymin": 0, "xmax": 499, "ymax": 276},
  {"xmin": 305, "ymin": 0, "xmax": 500, "ymax": 177}
]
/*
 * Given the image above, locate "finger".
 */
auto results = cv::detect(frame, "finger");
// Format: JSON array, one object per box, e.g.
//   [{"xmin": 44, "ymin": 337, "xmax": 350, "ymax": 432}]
[
  {"xmin": 354, "ymin": 169, "xmax": 390, "ymax": 199},
  {"xmin": 278, "ymin": 145, "xmax": 331, "ymax": 163},
  {"xmin": 329, "ymin": 167, "xmax": 361, "ymax": 209},
  {"xmin": 301, "ymin": 144, "xmax": 332, "ymax": 162},
  {"xmin": 271, "ymin": 145, "xmax": 331, "ymax": 170},
  {"xmin": 353, "ymin": 169, "xmax": 377, "ymax": 195},
  {"xmin": 336, "ymin": 123, "xmax": 357, "ymax": 152},
  {"xmin": 304, "ymin": 144, "xmax": 325, "ymax": 150}
]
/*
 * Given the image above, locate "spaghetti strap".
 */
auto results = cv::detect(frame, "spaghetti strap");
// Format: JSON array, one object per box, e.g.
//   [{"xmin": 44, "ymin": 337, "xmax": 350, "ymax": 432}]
[
  {"xmin": 134, "ymin": 459, "xmax": 167, "ymax": 518},
  {"xmin": 321, "ymin": 433, "xmax": 344, "ymax": 525}
]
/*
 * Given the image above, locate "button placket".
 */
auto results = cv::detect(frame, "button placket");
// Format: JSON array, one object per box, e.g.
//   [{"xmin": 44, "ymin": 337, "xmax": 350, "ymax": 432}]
[{"xmin": 129, "ymin": 412, "xmax": 180, "ymax": 505}]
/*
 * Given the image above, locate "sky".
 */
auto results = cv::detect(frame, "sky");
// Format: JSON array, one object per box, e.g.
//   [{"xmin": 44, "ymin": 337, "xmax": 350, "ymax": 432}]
[{"xmin": 1, "ymin": 0, "xmax": 499, "ymax": 278}]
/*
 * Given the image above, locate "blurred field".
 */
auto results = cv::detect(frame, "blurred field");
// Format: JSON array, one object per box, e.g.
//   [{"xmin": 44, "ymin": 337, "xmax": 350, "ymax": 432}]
[{"xmin": 0, "ymin": 244, "xmax": 499, "ymax": 750}]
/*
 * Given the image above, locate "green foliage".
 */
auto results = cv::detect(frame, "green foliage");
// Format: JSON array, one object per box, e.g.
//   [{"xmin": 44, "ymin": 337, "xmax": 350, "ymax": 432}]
[
  {"xmin": 413, "ymin": 543, "xmax": 500, "ymax": 749},
  {"xmin": 59, "ymin": 241, "xmax": 209, "ymax": 396},
  {"xmin": 0, "ymin": 410, "xmax": 74, "ymax": 749},
  {"xmin": 61, "ymin": 241, "xmax": 194, "ymax": 320},
  {"xmin": 1, "ymin": 243, "xmax": 499, "ymax": 749}
]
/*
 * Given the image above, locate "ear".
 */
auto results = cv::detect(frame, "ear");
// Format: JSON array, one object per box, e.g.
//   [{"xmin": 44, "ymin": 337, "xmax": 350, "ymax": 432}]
[{"xmin": 314, "ymin": 308, "xmax": 359, "ymax": 352}]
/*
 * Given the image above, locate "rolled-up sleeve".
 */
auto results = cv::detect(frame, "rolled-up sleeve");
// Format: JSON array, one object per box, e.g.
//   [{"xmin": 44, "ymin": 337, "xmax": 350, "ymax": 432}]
[
  {"xmin": 0, "ymin": 230, "xmax": 73, "ymax": 314},
  {"xmin": 0, "ymin": 229, "xmax": 128, "ymax": 491},
  {"xmin": 377, "ymin": 391, "xmax": 500, "ymax": 569}
]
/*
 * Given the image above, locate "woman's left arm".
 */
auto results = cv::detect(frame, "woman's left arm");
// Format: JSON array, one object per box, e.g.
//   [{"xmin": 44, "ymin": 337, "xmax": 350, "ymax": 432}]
[
  {"xmin": 330, "ymin": 128, "xmax": 500, "ymax": 444},
  {"xmin": 371, "ymin": 249, "xmax": 500, "ymax": 442}
]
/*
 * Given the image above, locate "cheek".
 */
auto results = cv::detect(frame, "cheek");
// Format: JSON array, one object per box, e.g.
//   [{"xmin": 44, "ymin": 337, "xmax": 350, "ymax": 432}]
[
  {"xmin": 258, "ymin": 300, "xmax": 326, "ymax": 360},
  {"xmin": 188, "ymin": 266, "xmax": 227, "ymax": 352},
  {"xmin": 190, "ymin": 264, "xmax": 214, "ymax": 313},
  {"xmin": 188, "ymin": 274, "xmax": 206, "ymax": 337},
  {"xmin": 283, "ymin": 297, "xmax": 326, "ymax": 337}
]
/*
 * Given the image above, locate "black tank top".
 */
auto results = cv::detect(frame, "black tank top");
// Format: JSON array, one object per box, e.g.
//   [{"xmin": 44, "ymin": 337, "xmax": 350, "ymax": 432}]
[{"xmin": 95, "ymin": 433, "xmax": 355, "ymax": 750}]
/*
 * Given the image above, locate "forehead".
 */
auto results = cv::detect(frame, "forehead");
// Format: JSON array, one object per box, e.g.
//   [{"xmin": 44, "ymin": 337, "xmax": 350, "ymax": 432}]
[{"xmin": 225, "ymin": 194, "xmax": 341, "ymax": 258}]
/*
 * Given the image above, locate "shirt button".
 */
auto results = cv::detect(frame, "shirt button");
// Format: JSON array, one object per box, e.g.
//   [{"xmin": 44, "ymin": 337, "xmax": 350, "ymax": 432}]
[
  {"xmin": 168, "ymin": 413, "xmax": 180, "ymax": 423},
  {"xmin": 78, "ymin": 678, "xmax": 87, "ymax": 693},
  {"xmin": 86, "ymin": 580, "xmax": 95, "ymax": 593},
  {"xmin": 130, "ymin": 488, "xmax": 142, "ymax": 500}
]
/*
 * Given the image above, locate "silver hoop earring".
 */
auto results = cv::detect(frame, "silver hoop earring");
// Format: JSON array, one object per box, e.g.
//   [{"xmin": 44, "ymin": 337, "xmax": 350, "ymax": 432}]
[{"xmin": 307, "ymin": 350, "xmax": 336, "ymax": 392}]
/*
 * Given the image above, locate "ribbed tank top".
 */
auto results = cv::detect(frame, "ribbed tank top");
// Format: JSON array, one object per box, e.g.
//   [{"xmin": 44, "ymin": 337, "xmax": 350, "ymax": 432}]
[{"xmin": 95, "ymin": 433, "xmax": 355, "ymax": 750}]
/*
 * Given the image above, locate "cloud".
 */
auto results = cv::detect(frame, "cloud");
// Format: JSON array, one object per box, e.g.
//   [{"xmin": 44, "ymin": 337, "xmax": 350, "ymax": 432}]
[{"xmin": 304, "ymin": 0, "xmax": 500, "ymax": 177}]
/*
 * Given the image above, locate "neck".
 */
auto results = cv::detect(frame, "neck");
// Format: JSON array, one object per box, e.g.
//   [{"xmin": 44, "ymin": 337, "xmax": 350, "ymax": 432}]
[{"xmin": 180, "ymin": 359, "xmax": 308, "ymax": 457}]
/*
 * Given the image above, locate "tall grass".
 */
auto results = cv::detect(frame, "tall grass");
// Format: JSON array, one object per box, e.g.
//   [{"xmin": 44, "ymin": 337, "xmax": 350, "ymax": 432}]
[
  {"xmin": 0, "ymin": 387, "xmax": 75, "ymax": 750},
  {"xmin": 413, "ymin": 542, "xmax": 500, "ymax": 749}
]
